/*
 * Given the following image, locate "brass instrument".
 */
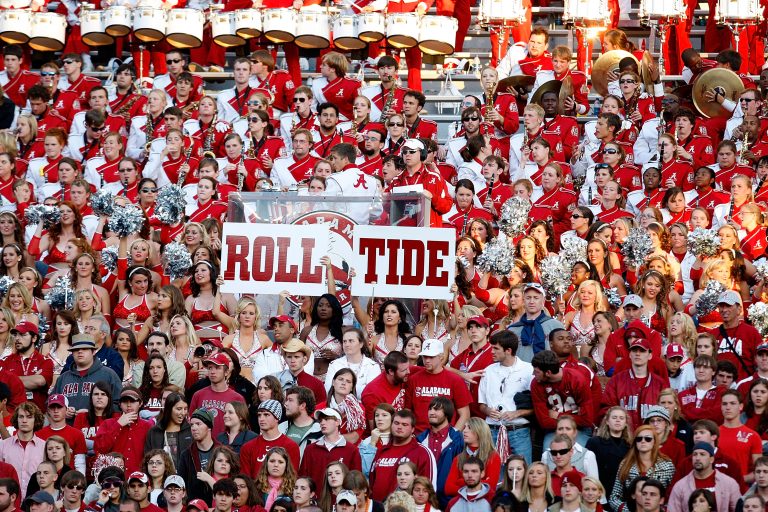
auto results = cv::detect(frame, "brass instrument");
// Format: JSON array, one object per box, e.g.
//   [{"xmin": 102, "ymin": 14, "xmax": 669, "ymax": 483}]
[
  {"xmin": 59, "ymin": 179, "xmax": 65, "ymax": 201},
  {"xmin": 290, "ymin": 106, "xmax": 297, "ymax": 134},
  {"xmin": 237, "ymin": 147, "xmax": 246, "ymax": 191},
  {"xmin": 181, "ymin": 101, "xmax": 200, "ymax": 122},
  {"xmin": 382, "ymin": 77, "xmax": 395, "ymax": 119},
  {"xmin": 202, "ymin": 114, "xmax": 217, "ymax": 159},
  {"xmin": 484, "ymin": 80, "xmax": 497, "ymax": 119},
  {"xmin": 179, "ymin": 130, "xmax": 193, "ymax": 186},
  {"xmin": 591, "ymin": 50, "xmax": 639, "ymax": 97},
  {"xmin": 145, "ymin": 111, "xmax": 155, "ymax": 153},
  {"xmin": 113, "ymin": 93, "xmax": 141, "ymax": 125}
]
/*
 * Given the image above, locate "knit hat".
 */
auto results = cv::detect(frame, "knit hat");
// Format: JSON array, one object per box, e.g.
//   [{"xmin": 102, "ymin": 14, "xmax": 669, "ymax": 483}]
[
  {"xmin": 191, "ymin": 408, "xmax": 214, "ymax": 429},
  {"xmin": 561, "ymin": 470, "xmax": 582, "ymax": 492},
  {"xmin": 643, "ymin": 405, "xmax": 670, "ymax": 423},
  {"xmin": 258, "ymin": 399, "xmax": 283, "ymax": 422},
  {"xmin": 692, "ymin": 442, "xmax": 715, "ymax": 457}
]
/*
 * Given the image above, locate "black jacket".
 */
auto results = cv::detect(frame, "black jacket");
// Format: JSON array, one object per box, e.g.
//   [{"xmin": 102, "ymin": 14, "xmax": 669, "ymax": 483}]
[
  {"xmin": 177, "ymin": 441, "xmax": 220, "ymax": 506},
  {"xmin": 144, "ymin": 420, "xmax": 194, "ymax": 469}
]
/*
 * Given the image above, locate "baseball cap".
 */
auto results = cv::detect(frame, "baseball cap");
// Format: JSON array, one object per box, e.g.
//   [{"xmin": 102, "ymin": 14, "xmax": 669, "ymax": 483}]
[
  {"xmin": 664, "ymin": 343, "xmax": 685, "ymax": 359},
  {"xmin": 119, "ymin": 388, "xmax": 142, "ymax": 402},
  {"xmin": 524, "ymin": 283, "xmax": 546, "ymax": 295},
  {"xmin": 643, "ymin": 405, "xmax": 670, "ymax": 423},
  {"xmin": 629, "ymin": 338, "xmax": 651, "ymax": 351},
  {"xmin": 622, "ymin": 294, "xmax": 643, "ymax": 309},
  {"xmin": 204, "ymin": 352, "xmax": 230, "ymax": 367},
  {"xmin": 163, "ymin": 475, "xmax": 185, "ymax": 489},
  {"xmin": 718, "ymin": 290, "xmax": 742, "ymax": 306},
  {"xmin": 258, "ymin": 399, "xmax": 283, "ymax": 422},
  {"xmin": 758, "ymin": 343, "xmax": 768, "ymax": 354},
  {"xmin": 68, "ymin": 334, "xmax": 96, "ymax": 351},
  {"xmin": 337, "ymin": 491, "xmax": 358, "ymax": 506},
  {"xmin": 127, "ymin": 472, "xmax": 149, "ymax": 485},
  {"xmin": 419, "ymin": 338, "xmax": 444, "ymax": 357},
  {"xmin": 269, "ymin": 315, "xmax": 297, "ymax": 331},
  {"xmin": 403, "ymin": 139, "xmax": 425, "ymax": 151},
  {"xmin": 187, "ymin": 499, "xmax": 209, "ymax": 512},
  {"xmin": 23, "ymin": 492, "xmax": 55, "ymax": 509},
  {"xmin": 466, "ymin": 315, "xmax": 489, "ymax": 329},
  {"xmin": 314, "ymin": 407, "xmax": 342, "ymax": 422},
  {"xmin": 47, "ymin": 394, "xmax": 67, "ymax": 408},
  {"xmin": 11, "ymin": 321, "xmax": 38, "ymax": 335},
  {"xmin": 560, "ymin": 470, "xmax": 582, "ymax": 492}
]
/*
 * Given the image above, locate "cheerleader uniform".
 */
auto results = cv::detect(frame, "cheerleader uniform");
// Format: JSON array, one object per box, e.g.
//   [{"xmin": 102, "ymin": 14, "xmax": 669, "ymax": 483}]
[
  {"xmin": 190, "ymin": 298, "xmax": 230, "ymax": 340},
  {"xmin": 306, "ymin": 325, "xmax": 342, "ymax": 381},
  {"xmin": 113, "ymin": 294, "xmax": 152, "ymax": 331},
  {"xmin": 373, "ymin": 334, "xmax": 403, "ymax": 367}
]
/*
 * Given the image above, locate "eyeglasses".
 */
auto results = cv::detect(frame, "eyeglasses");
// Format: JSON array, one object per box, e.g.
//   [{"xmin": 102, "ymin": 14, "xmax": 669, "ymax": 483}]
[
  {"xmin": 293, "ymin": 97, "xmax": 307, "ymax": 103},
  {"xmin": 140, "ymin": 188, "xmax": 158, "ymax": 193},
  {"xmin": 62, "ymin": 59, "xmax": 75, "ymax": 65},
  {"xmin": 118, "ymin": 168, "xmax": 134, "ymax": 173},
  {"xmin": 571, "ymin": 214, "xmax": 584, "ymax": 219},
  {"xmin": 147, "ymin": 460, "xmax": 164, "ymax": 466},
  {"xmin": 619, "ymin": 79, "xmax": 636, "ymax": 84},
  {"xmin": 364, "ymin": 136, "xmax": 381, "ymax": 142},
  {"xmin": 388, "ymin": 122, "xmax": 404, "ymax": 127},
  {"xmin": 462, "ymin": 116, "xmax": 480, "ymax": 122},
  {"xmin": 550, "ymin": 448, "xmax": 570, "ymax": 457},
  {"xmin": 166, "ymin": 58, "xmax": 182, "ymax": 65},
  {"xmin": 402, "ymin": 149, "xmax": 419, "ymax": 155},
  {"xmin": 165, "ymin": 488, "xmax": 183, "ymax": 493},
  {"xmin": 66, "ymin": 485, "xmax": 85, "ymax": 491},
  {"xmin": 247, "ymin": 101, "xmax": 262, "ymax": 106},
  {"xmin": 635, "ymin": 436, "xmax": 655, "ymax": 443},
  {"xmin": 101, "ymin": 481, "xmax": 123, "ymax": 489},
  {"xmin": 602, "ymin": 148, "xmax": 619, "ymax": 155},
  {"xmin": 41, "ymin": 71, "xmax": 57, "ymax": 77}
]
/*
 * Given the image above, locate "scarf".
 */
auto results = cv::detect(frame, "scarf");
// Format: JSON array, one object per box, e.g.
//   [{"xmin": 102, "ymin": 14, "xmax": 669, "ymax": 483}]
[
  {"xmin": 330, "ymin": 394, "xmax": 366, "ymax": 431},
  {"xmin": 511, "ymin": 312, "xmax": 547, "ymax": 353},
  {"xmin": 264, "ymin": 476, "xmax": 282, "ymax": 511}
]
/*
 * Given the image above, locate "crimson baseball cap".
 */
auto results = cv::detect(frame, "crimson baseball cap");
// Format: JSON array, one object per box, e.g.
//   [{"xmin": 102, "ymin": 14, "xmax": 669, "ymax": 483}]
[
  {"xmin": 629, "ymin": 338, "xmax": 651, "ymax": 351},
  {"xmin": 466, "ymin": 316, "xmax": 490, "ymax": 329},
  {"xmin": 664, "ymin": 343, "xmax": 685, "ymax": 359},
  {"xmin": 187, "ymin": 500, "xmax": 209, "ymax": 512},
  {"xmin": 11, "ymin": 321, "xmax": 38, "ymax": 335},
  {"xmin": 47, "ymin": 394, "xmax": 67, "ymax": 408},
  {"xmin": 269, "ymin": 315, "xmax": 297, "ymax": 331},
  {"xmin": 204, "ymin": 352, "xmax": 230, "ymax": 367}
]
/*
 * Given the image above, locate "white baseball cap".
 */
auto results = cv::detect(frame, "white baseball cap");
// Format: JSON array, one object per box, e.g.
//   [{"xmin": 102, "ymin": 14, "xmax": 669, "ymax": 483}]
[{"xmin": 419, "ymin": 338, "xmax": 444, "ymax": 357}]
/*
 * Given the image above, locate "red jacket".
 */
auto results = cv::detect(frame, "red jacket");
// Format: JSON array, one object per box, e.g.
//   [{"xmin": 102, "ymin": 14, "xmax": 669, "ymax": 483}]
[
  {"xmin": 92, "ymin": 417, "xmax": 153, "ymax": 474},
  {"xmin": 601, "ymin": 368, "xmax": 668, "ymax": 429},
  {"xmin": 707, "ymin": 321, "xmax": 762, "ymax": 380},
  {"xmin": 679, "ymin": 385, "xmax": 726, "ymax": 424},
  {"xmin": 678, "ymin": 133, "xmax": 716, "ymax": 171},
  {"xmin": 531, "ymin": 367, "xmax": 594, "ymax": 430},
  {"xmin": 483, "ymin": 92, "xmax": 519, "ymax": 136},
  {"xmin": 298, "ymin": 437, "xmax": 362, "ymax": 492},
  {"xmin": 386, "ymin": 164, "xmax": 452, "ymax": 227}
]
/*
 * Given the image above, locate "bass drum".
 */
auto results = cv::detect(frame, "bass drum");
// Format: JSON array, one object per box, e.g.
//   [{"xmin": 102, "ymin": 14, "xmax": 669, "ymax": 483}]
[
  {"xmin": 332, "ymin": 15, "xmax": 364, "ymax": 51},
  {"xmin": 133, "ymin": 7, "xmax": 166, "ymax": 42},
  {"xmin": 29, "ymin": 13, "xmax": 66, "ymax": 51},
  {"xmin": 212, "ymin": 11, "xmax": 245, "ymax": 47},
  {"xmin": 81, "ymin": 10, "xmax": 114, "ymax": 46},
  {"xmin": 166, "ymin": 8, "xmax": 204, "ymax": 48},
  {"xmin": 418, "ymin": 15, "xmax": 457, "ymax": 55},
  {"xmin": 0, "ymin": 10, "xmax": 32, "ymax": 45},
  {"xmin": 295, "ymin": 10, "xmax": 330, "ymax": 49}
]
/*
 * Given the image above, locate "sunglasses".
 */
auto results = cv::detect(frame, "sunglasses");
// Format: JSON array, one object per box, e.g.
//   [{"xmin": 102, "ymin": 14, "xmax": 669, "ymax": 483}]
[
  {"xmin": 619, "ymin": 79, "xmax": 636, "ymax": 84},
  {"xmin": 141, "ymin": 188, "xmax": 158, "ymax": 193},
  {"xmin": 635, "ymin": 436, "xmax": 654, "ymax": 443},
  {"xmin": 550, "ymin": 448, "xmax": 570, "ymax": 456},
  {"xmin": 166, "ymin": 58, "xmax": 182, "ymax": 65},
  {"xmin": 462, "ymin": 116, "xmax": 480, "ymax": 122},
  {"xmin": 571, "ymin": 214, "xmax": 584, "ymax": 219},
  {"xmin": 402, "ymin": 149, "xmax": 419, "ymax": 155},
  {"xmin": 66, "ymin": 485, "xmax": 85, "ymax": 491},
  {"xmin": 118, "ymin": 168, "xmax": 134, "ymax": 173},
  {"xmin": 248, "ymin": 117, "xmax": 262, "ymax": 123},
  {"xmin": 62, "ymin": 59, "xmax": 75, "ymax": 65},
  {"xmin": 41, "ymin": 71, "xmax": 57, "ymax": 77},
  {"xmin": 247, "ymin": 100, "xmax": 262, "ymax": 106},
  {"xmin": 602, "ymin": 148, "xmax": 619, "ymax": 155},
  {"xmin": 90, "ymin": 125, "xmax": 107, "ymax": 132},
  {"xmin": 293, "ymin": 97, "xmax": 307, "ymax": 103},
  {"xmin": 388, "ymin": 122, "xmax": 404, "ymax": 127},
  {"xmin": 101, "ymin": 481, "xmax": 123, "ymax": 489},
  {"xmin": 740, "ymin": 98, "xmax": 756, "ymax": 103}
]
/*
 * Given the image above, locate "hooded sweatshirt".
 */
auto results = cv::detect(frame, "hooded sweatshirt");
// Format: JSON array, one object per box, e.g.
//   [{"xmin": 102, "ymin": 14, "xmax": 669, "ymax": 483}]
[
  {"xmin": 52, "ymin": 358, "xmax": 122, "ymax": 413},
  {"xmin": 446, "ymin": 483, "xmax": 492, "ymax": 512}
]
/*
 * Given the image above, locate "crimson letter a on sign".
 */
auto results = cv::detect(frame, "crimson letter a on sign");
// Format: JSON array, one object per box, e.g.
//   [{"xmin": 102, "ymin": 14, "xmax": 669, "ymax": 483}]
[{"xmin": 425, "ymin": 240, "xmax": 450, "ymax": 287}]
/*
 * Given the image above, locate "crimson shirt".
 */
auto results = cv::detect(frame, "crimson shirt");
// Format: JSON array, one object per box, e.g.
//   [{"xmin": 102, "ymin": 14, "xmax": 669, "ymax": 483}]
[
  {"xmin": 405, "ymin": 368, "xmax": 472, "ymax": 432},
  {"xmin": 707, "ymin": 321, "xmax": 762, "ymax": 380},
  {"xmin": 531, "ymin": 368, "xmax": 594, "ymax": 430},
  {"xmin": 369, "ymin": 437, "xmax": 436, "ymax": 501},
  {"xmin": 0, "ymin": 352, "xmax": 53, "ymax": 412},
  {"xmin": 240, "ymin": 434, "xmax": 300, "ymax": 479},
  {"xmin": 188, "ymin": 386, "xmax": 245, "ymax": 439}
]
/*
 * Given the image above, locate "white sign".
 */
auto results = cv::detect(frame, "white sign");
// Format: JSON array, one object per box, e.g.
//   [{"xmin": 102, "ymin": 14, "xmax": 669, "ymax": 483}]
[
  {"xmin": 220, "ymin": 223, "xmax": 330, "ymax": 295},
  {"xmin": 351, "ymin": 226, "xmax": 455, "ymax": 299}
]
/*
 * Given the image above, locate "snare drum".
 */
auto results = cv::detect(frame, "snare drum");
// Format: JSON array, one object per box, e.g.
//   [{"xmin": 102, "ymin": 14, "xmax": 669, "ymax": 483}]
[
  {"xmin": 262, "ymin": 8, "xmax": 296, "ymax": 43},
  {"xmin": 29, "ymin": 12, "xmax": 66, "ymax": 51},
  {"xmin": 563, "ymin": 0, "xmax": 611, "ymax": 23},
  {"xmin": 333, "ymin": 15, "xmax": 364, "ymax": 51},
  {"xmin": 81, "ymin": 10, "xmax": 114, "ymax": 46},
  {"xmin": 234, "ymin": 9, "xmax": 261, "ymax": 39},
  {"xmin": 716, "ymin": 0, "xmax": 763, "ymax": 20},
  {"xmin": 386, "ymin": 12, "xmax": 419, "ymax": 48},
  {"xmin": 212, "ymin": 11, "xmax": 244, "ymax": 47},
  {"xmin": 165, "ymin": 8, "xmax": 204, "ymax": 48},
  {"xmin": 104, "ymin": 5, "xmax": 131, "ymax": 37},
  {"xmin": 133, "ymin": 7, "xmax": 166, "ymax": 42},
  {"xmin": 295, "ymin": 10, "xmax": 330, "ymax": 49},
  {"xmin": 418, "ymin": 15, "xmax": 457, "ymax": 55},
  {"xmin": 478, "ymin": 0, "xmax": 526, "ymax": 24},
  {"xmin": 358, "ymin": 12, "xmax": 385, "ymax": 42},
  {"xmin": 0, "ymin": 10, "xmax": 31, "ymax": 45}
]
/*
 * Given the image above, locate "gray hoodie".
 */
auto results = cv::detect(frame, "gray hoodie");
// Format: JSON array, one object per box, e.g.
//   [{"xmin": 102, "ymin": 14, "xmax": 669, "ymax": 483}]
[
  {"xmin": 52, "ymin": 357, "xmax": 122, "ymax": 413},
  {"xmin": 446, "ymin": 483, "xmax": 492, "ymax": 512}
]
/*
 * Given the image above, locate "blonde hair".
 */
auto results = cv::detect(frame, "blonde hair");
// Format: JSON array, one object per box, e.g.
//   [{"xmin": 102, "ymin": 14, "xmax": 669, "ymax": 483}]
[
  {"xmin": 581, "ymin": 476, "xmax": 605, "ymax": 498},
  {"xmin": 700, "ymin": 259, "xmax": 731, "ymax": 288},
  {"xmin": 570, "ymin": 280, "xmax": 607, "ymax": 312},
  {"xmin": 18, "ymin": 114, "xmax": 38, "ymax": 142},
  {"xmin": 666, "ymin": 312, "xmax": 697, "ymax": 357},
  {"xmin": 234, "ymin": 297, "xmax": 260, "ymax": 330},
  {"xmin": 73, "ymin": 289, "xmax": 101, "ymax": 320},
  {"xmin": 170, "ymin": 314, "xmax": 200, "ymax": 348},
  {"xmin": 521, "ymin": 462, "xmax": 554, "ymax": 503}
]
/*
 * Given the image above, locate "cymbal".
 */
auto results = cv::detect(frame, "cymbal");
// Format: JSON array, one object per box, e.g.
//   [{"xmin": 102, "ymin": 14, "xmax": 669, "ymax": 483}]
[
  {"xmin": 497, "ymin": 75, "xmax": 535, "ymax": 94},
  {"xmin": 559, "ymin": 76, "xmax": 575, "ymax": 114},
  {"xmin": 692, "ymin": 68, "xmax": 745, "ymax": 118},
  {"xmin": 640, "ymin": 50, "xmax": 656, "ymax": 93},
  {"xmin": 530, "ymin": 79, "xmax": 561, "ymax": 106},
  {"xmin": 591, "ymin": 50, "xmax": 639, "ymax": 97}
]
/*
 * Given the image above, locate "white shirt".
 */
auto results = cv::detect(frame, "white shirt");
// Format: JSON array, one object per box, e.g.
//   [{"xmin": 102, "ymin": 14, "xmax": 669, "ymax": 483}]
[
  {"xmin": 478, "ymin": 358, "xmax": 533, "ymax": 426},
  {"xmin": 324, "ymin": 356, "xmax": 381, "ymax": 399}
]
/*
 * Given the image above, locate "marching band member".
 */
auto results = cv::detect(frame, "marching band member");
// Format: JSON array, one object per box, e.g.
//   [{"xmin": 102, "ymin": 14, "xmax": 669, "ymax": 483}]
[
  {"xmin": 26, "ymin": 128, "xmax": 67, "ymax": 191},
  {"xmin": 401, "ymin": 90, "xmax": 438, "ymax": 142},
  {"xmin": 382, "ymin": 113, "xmax": 407, "ymax": 157},
  {"xmin": 591, "ymin": 180, "xmax": 634, "ymax": 223},
  {"xmin": 271, "ymin": 129, "xmax": 319, "ymax": 189},
  {"xmin": 67, "ymin": 110, "xmax": 107, "ymax": 164},
  {"xmin": 633, "ymin": 95, "xmax": 679, "ymax": 165},
  {"xmin": 724, "ymin": 89, "xmax": 765, "ymax": 142},
  {"xmin": 580, "ymin": 162, "xmax": 612, "ymax": 207},
  {"xmin": 580, "ymin": 113, "xmax": 625, "ymax": 177},
  {"xmin": 84, "ymin": 131, "xmax": 124, "ymax": 188},
  {"xmin": 183, "ymin": 157, "xmax": 238, "ymax": 204},
  {"xmin": 153, "ymin": 50, "xmax": 205, "ymax": 105},
  {"xmin": 445, "ymin": 107, "xmax": 484, "ymax": 169},
  {"xmin": 626, "ymin": 166, "xmax": 666, "ymax": 215},
  {"xmin": 214, "ymin": 134, "xmax": 256, "ymax": 191},
  {"xmin": 169, "ymin": 72, "xmax": 200, "ymax": 120},
  {"xmin": 16, "ymin": 114, "xmax": 45, "ymax": 166},
  {"xmin": 311, "ymin": 52, "xmax": 362, "ymax": 122},
  {"xmin": 509, "ymin": 104, "xmax": 564, "ymax": 177},
  {"xmin": 443, "ymin": 179, "xmax": 493, "ymax": 236},
  {"xmin": 57, "ymin": 0, "xmax": 93, "ymax": 73},
  {"xmin": 241, "ymin": 110, "xmax": 286, "ymax": 181},
  {"xmin": 385, "ymin": 138, "xmax": 451, "ymax": 227},
  {"xmin": 183, "ymin": 95, "xmax": 231, "ymax": 159},
  {"xmin": 279, "ymin": 86, "xmax": 317, "ymax": 149},
  {"xmin": 0, "ymin": 46, "xmax": 40, "ymax": 108},
  {"xmin": 186, "ymin": 177, "xmax": 228, "ymax": 222},
  {"xmin": 531, "ymin": 162, "xmax": 577, "ymax": 245},
  {"xmin": 658, "ymin": 133, "xmax": 695, "ymax": 192},
  {"xmin": 709, "ymin": 140, "xmax": 755, "ymax": 191},
  {"xmin": 233, "ymin": 91, "xmax": 275, "ymax": 138},
  {"xmin": 108, "ymin": 64, "xmax": 148, "ymax": 127},
  {"xmin": 127, "ymin": 89, "xmax": 168, "ymax": 162},
  {"xmin": 681, "ymin": 48, "xmax": 718, "ymax": 84},
  {"xmin": 249, "ymin": 50, "xmax": 296, "ymax": 117},
  {"xmin": 56, "ymin": 54, "xmax": 101, "ymax": 120},
  {"xmin": 475, "ymin": 155, "xmax": 512, "ymax": 217},
  {"xmin": 582, "ymin": 95, "xmax": 624, "ymax": 153},
  {"xmin": 39, "ymin": 157, "xmax": 82, "ymax": 201},
  {"xmin": 355, "ymin": 128, "xmax": 386, "ymax": 177},
  {"xmin": 456, "ymin": 134, "xmax": 494, "ymax": 194},
  {"xmin": 525, "ymin": 137, "xmax": 570, "ymax": 187},
  {"xmin": 594, "ymin": 141, "xmax": 639, "ymax": 194},
  {"xmin": 217, "ymin": 58, "xmax": 254, "ymax": 123},
  {"xmin": 360, "ymin": 56, "xmax": 407, "ymax": 123},
  {"xmin": 661, "ymin": 187, "xmax": 693, "ymax": 226},
  {"xmin": 69, "ymin": 87, "xmax": 128, "ymax": 140},
  {"xmin": 27, "ymin": 84, "xmax": 68, "ymax": 135},
  {"xmin": 497, "ymin": 27, "xmax": 553, "ymax": 80},
  {"xmin": 103, "ymin": 157, "xmax": 141, "ymax": 202},
  {"xmin": 712, "ymin": 174, "xmax": 754, "ymax": 231},
  {"xmin": 324, "ymin": 143, "xmax": 383, "ymax": 224},
  {"xmin": 531, "ymin": 46, "xmax": 589, "ymax": 116},
  {"xmin": 339, "ymin": 95, "xmax": 379, "ymax": 146},
  {"xmin": 537, "ymin": 88, "xmax": 578, "ymax": 161},
  {"xmin": 143, "ymin": 106, "xmax": 197, "ymax": 179},
  {"xmin": 619, "ymin": 71, "xmax": 657, "ymax": 131},
  {"xmin": 311, "ymin": 103, "xmax": 355, "ymax": 159},
  {"xmin": 737, "ymin": 203, "xmax": 767, "ymax": 260},
  {"xmin": 685, "ymin": 167, "xmax": 729, "ymax": 217},
  {"xmin": 479, "ymin": 67, "xmax": 519, "ymax": 137},
  {"xmin": 146, "ymin": 128, "xmax": 201, "ymax": 188},
  {"xmin": 672, "ymin": 109, "xmax": 715, "ymax": 171}
]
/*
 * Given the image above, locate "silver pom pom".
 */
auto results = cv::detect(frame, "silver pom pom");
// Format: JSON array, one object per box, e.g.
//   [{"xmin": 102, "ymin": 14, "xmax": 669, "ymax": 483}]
[
  {"xmin": 560, "ymin": 237, "xmax": 588, "ymax": 267},
  {"xmin": 748, "ymin": 302, "xmax": 768, "ymax": 337},
  {"xmin": 622, "ymin": 228, "xmax": 654, "ymax": 268},
  {"xmin": 155, "ymin": 185, "xmax": 186, "ymax": 226},
  {"xmin": 162, "ymin": 242, "xmax": 192, "ymax": 280},
  {"xmin": 36, "ymin": 312, "xmax": 48, "ymax": 343},
  {"xmin": 696, "ymin": 280, "xmax": 725, "ymax": 317},
  {"xmin": 476, "ymin": 237, "xmax": 515, "ymax": 276},
  {"xmin": 540, "ymin": 254, "xmax": 572, "ymax": 299},
  {"xmin": 498, "ymin": 197, "xmax": 531, "ymax": 237},
  {"xmin": 755, "ymin": 259, "xmax": 768, "ymax": 281},
  {"xmin": 25, "ymin": 204, "xmax": 61, "ymax": 229},
  {"xmin": 687, "ymin": 228, "xmax": 721, "ymax": 257},
  {"xmin": 457, "ymin": 256, "xmax": 470, "ymax": 269},
  {"xmin": 0, "ymin": 276, "xmax": 14, "ymax": 299},
  {"xmin": 45, "ymin": 275, "xmax": 74, "ymax": 311},
  {"xmin": 605, "ymin": 287, "xmax": 622, "ymax": 309},
  {"xmin": 100, "ymin": 246, "xmax": 118, "ymax": 273},
  {"xmin": 107, "ymin": 204, "xmax": 145, "ymax": 237}
]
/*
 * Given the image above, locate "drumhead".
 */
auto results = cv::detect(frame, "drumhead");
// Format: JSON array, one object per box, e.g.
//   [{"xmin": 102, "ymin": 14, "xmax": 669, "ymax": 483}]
[
  {"xmin": 214, "ymin": 33, "xmax": 246, "ymax": 47},
  {"xmin": 166, "ymin": 32, "xmax": 203, "ymax": 48},
  {"xmin": 235, "ymin": 26, "xmax": 261, "ymax": 38},
  {"xmin": 0, "ymin": 31, "xmax": 30, "ymax": 45},
  {"xmin": 386, "ymin": 34, "xmax": 417, "ymax": 49},
  {"xmin": 418, "ymin": 40, "xmax": 454, "ymax": 56},
  {"xmin": 358, "ymin": 31, "xmax": 384, "ymax": 42},
  {"xmin": 83, "ymin": 31, "xmax": 114, "ymax": 46},
  {"xmin": 264, "ymin": 30, "xmax": 295, "ymax": 44},
  {"xmin": 28, "ymin": 36, "xmax": 63, "ymax": 51},
  {"xmin": 135, "ymin": 28, "xmax": 165, "ymax": 42},
  {"xmin": 106, "ymin": 24, "xmax": 131, "ymax": 37},
  {"xmin": 334, "ymin": 36, "xmax": 366, "ymax": 51},
  {"xmin": 294, "ymin": 34, "xmax": 330, "ymax": 49}
]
